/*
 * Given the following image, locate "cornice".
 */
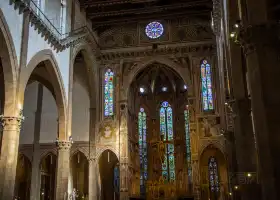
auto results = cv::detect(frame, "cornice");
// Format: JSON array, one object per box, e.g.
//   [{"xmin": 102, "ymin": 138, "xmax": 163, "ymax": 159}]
[{"xmin": 97, "ymin": 41, "xmax": 216, "ymax": 62}]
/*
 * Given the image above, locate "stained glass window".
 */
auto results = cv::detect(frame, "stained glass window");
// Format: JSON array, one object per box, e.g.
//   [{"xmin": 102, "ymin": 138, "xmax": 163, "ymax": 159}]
[
  {"xmin": 114, "ymin": 164, "xmax": 120, "ymax": 193},
  {"xmin": 201, "ymin": 60, "xmax": 214, "ymax": 111},
  {"xmin": 184, "ymin": 105, "xmax": 192, "ymax": 182},
  {"xmin": 145, "ymin": 21, "xmax": 164, "ymax": 39},
  {"xmin": 104, "ymin": 68, "xmax": 114, "ymax": 117},
  {"xmin": 208, "ymin": 157, "xmax": 220, "ymax": 192},
  {"xmin": 160, "ymin": 101, "xmax": 175, "ymax": 182},
  {"xmin": 139, "ymin": 107, "xmax": 148, "ymax": 194}
]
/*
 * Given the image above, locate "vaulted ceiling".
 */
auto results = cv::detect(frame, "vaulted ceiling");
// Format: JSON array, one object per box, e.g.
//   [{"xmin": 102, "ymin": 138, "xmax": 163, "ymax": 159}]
[{"xmin": 78, "ymin": 0, "xmax": 213, "ymax": 34}]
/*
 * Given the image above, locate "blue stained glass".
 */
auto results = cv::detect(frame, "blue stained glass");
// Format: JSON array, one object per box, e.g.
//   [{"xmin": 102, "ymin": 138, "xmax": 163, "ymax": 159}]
[
  {"xmin": 160, "ymin": 101, "xmax": 175, "ymax": 182},
  {"xmin": 184, "ymin": 106, "xmax": 192, "ymax": 182},
  {"xmin": 208, "ymin": 157, "xmax": 220, "ymax": 192},
  {"xmin": 139, "ymin": 108, "xmax": 148, "ymax": 195},
  {"xmin": 145, "ymin": 21, "xmax": 164, "ymax": 39},
  {"xmin": 104, "ymin": 69, "xmax": 114, "ymax": 116},
  {"xmin": 114, "ymin": 165, "xmax": 119, "ymax": 192},
  {"xmin": 201, "ymin": 60, "xmax": 214, "ymax": 111}
]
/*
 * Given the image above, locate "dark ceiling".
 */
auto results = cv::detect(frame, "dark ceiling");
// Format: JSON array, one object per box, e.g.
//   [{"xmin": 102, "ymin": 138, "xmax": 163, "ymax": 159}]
[{"xmin": 78, "ymin": 0, "xmax": 213, "ymax": 33}]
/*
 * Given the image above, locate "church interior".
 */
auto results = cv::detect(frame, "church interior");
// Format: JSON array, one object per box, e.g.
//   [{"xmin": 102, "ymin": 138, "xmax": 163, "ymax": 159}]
[{"xmin": 0, "ymin": 0, "xmax": 279, "ymax": 200}]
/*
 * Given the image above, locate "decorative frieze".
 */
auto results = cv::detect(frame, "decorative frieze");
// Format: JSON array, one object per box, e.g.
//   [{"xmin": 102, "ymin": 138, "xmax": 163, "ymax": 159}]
[{"xmin": 98, "ymin": 43, "xmax": 216, "ymax": 62}]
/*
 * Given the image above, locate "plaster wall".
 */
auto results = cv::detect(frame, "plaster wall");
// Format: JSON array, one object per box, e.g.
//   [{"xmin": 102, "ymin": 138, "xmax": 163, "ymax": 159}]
[
  {"xmin": 71, "ymin": 61, "xmax": 90, "ymax": 141},
  {"xmin": 20, "ymin": 81, "xmax": 58, "ymax": 144},
  {"xmin": 27, "ymin": 25, "xmax": 70, "ymax": 101},
  {"xmin": 0, "ymin": 1, "xmax": 23, "ymax": 66},
  {"xmin": 44, "ymin": 0, "xmax": 62, "ymax": 31},
  {"xmin": 40, "ymin": 85, "xmax": 58, "ymax": 143},
  {"xmin": 20, "ymin": 82, "xmax": 38, "ymax": 144}
]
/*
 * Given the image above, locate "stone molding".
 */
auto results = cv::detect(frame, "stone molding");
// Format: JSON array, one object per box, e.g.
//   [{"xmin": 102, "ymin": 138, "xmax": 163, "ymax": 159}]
[
  {"xmin": 212, "ymin": 0, "xmax": 221, "ymax": 35},
  {"xmin": 98, "ymin": 43, "xmax": 216, "ymax": 62}
]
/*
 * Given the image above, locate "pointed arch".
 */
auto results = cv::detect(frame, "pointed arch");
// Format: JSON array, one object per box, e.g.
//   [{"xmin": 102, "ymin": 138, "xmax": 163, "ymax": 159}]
[
  {"xmin": 0, "ymin": 9, "xmax": 18, "ymax": 116},
  {"xmin": 160, "ymin": 101, "xmax": 175, "ymax": 182},
  {"xmin": 20, "ymin": 49, "xmax": 67, "ymax": 140},
  {"xmin": 125, "ymin": 57, "xmax": 191, "ymax": 97},
  {"xmin": 200, "ymin": 59, "xmax": 214, "ymax": 111}
]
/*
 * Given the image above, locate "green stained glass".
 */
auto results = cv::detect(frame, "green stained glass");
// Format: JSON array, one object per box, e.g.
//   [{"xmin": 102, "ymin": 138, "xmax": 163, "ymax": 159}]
[
  {"xmin": 160, "ymin": 101, "xmax": 175, "ymax": 182},
  {"xmin": 139, "ymin": 108, "xmax": 147, "ymax": 195},
  {"xmin": 184, "ymin": 106, "xmax": 192, "ymax": 182}
]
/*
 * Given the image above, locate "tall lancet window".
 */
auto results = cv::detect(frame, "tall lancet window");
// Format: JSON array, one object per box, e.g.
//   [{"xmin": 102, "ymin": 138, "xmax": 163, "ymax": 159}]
[
  {"xmin": 104, "ymin": 68, "xmax": 114, "ymax": 117},
  {"xmin": 138, "ymin": 108, "xmax": 148, "ymax": 194},
  {"xmin": 208, "ymin": 157, "xmax": 220, "ymax": 192},
  {"xmin": 184, "ymin": 105, "xmax": 192, "ymax": 181},
  {"xmin": 160, "ymin": 101, "xmax": 175, "ymax": 182},
  {"xmin": 201, "ymin": 60, "xmax": 214, "ymax": 111}
]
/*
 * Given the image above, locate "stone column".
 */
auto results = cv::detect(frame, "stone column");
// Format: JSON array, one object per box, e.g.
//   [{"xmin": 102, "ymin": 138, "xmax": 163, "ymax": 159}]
[
  {"xmin": 88, "ymin": 158, "xmax": 99, "ymax": 200},
  {"xmin": 119, "ymin": 100, "xmax": 129, "ymax": 200},
  {"xmin": 0, "ymin": 116, "xmax": 23, "ymax": 200},
  {"xmin": 55, "ymin": 141, "xmax": 72, "ymax": 200},
  {"xmin": 88, "ymin": 106, "xmax": 98, "ymax": 200},
  {"xmin": 30, "ymin": 83, "xmax": 44, "ymax": 200},
  {"xmin": 228, "ymin": 39, "xmax": 260, "ymax": 200},
  {"xmin": 242, "ymin": 24, "xmax": 280, "ymax": 200}
]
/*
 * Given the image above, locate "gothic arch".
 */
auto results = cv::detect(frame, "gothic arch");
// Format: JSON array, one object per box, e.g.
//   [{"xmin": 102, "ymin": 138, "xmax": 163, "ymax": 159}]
[
  {"xmin": 19, "ymin": 49, "xmax": 67, "ymax": 139},
  {"xmin": 70, "ymin": 147, "xmax": 90, "ymax": 160},
  {"xmin": 125, "ymin": 57, "xmax": 191, "ymax": 96},
  {"xmin": 199, "ymin": 140, "xmax": 226, "ymax": 159},
  {"xmin": 199, "ymin": 144, "xmax": 229, "ymax": 198},
  {"xmin": 71, "ymin": 42, "xmax": 97, "ymax": 107},
  {"xmin": 0, "ymin": 8, "xmax": 18, "ymax": 116},
  {"xmin": 97, "ymin": 147, "xmax": 119, "ymax": 161},
  {"xmin": 40, "ymin": 148, "xmax": 58, "ymax": 160}
]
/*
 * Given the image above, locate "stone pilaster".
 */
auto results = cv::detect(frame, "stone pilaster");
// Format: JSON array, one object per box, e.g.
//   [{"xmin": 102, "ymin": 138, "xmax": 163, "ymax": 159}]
[
  {"xmin": 240, "ymin": 23, "xmax": 280, "ymax": 200},
  {"xmin": 55, "ymin": 141, "xmax": 72, "ymax": 200},
  {"xmin": 88, "ymin": 158, "xmax": 99, "ymax": 200},
  {"xmin": 0, "ymin": 116, "xmax": 23, "ymax": 200},
  {"xmin": 119, "ymin": 100, "xmax": 129, "ymax": 200}
]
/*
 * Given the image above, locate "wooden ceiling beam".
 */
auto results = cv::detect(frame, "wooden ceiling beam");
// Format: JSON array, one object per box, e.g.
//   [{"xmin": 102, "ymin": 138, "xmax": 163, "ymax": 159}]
[
  {"xmin": 81, "ymin": 0, "xmax": 158, "ymax": 8},
  {"xmin": 88, "ymin": 0, "xmax": 211, "ymax": 18}
]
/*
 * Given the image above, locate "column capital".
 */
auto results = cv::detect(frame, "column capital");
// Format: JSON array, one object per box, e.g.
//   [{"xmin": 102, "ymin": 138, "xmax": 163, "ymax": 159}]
[
  {"xmin": 0, "ymin": 115, "xmax": 25, "ymax": 131},
  {"xmin": 232, "ymin": 22, "xmax": 280, "ymax": 55},
  {"xmin": 55, "ymin": 140, "xmax": 72, "ymax": 150}
]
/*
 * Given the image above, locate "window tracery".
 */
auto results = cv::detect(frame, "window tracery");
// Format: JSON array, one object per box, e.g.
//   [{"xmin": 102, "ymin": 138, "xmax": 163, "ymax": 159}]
[
  {"xmin": 184, "ymin": 105, "xmax": 192, "ymax": 181},
  {"xmin": 160, "ymin": 101, "xmax": 175, "ymax": 182},
  {"xmin": 104, "ymin": 68, "xmax": 114, "ymax": 117},
  {"xmin": 145, "ymin": 21, "xmax": 164, "ymax": 39},
  {"xmin": 138, "ymin": 107, "xmax": 148, "ymax": 194},
  {"xmin": 208, "ymin": 156, "xmax": 219, "ymax": 192},
  {"xmin": 201, "ymin": 59, "xmax": 214, "ymax": 111}
]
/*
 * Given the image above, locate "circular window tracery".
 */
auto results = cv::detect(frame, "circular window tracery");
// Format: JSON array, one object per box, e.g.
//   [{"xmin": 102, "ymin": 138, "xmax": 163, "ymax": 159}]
[{"xmin": 145, "ymin": 21, "xmax": 164, "ymax": 39}]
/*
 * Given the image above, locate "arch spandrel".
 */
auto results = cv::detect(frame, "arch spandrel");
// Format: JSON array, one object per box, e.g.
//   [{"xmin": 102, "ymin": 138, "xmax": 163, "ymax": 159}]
[{"xmin": 0, "ymin": 9, "xmax": 18, "ymax": 116}]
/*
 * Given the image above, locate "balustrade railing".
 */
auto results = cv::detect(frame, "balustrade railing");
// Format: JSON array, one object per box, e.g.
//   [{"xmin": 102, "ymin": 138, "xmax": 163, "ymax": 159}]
[{"xmin": 10, "ymin": 0, "xmax": 90, "ymax": 50}]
